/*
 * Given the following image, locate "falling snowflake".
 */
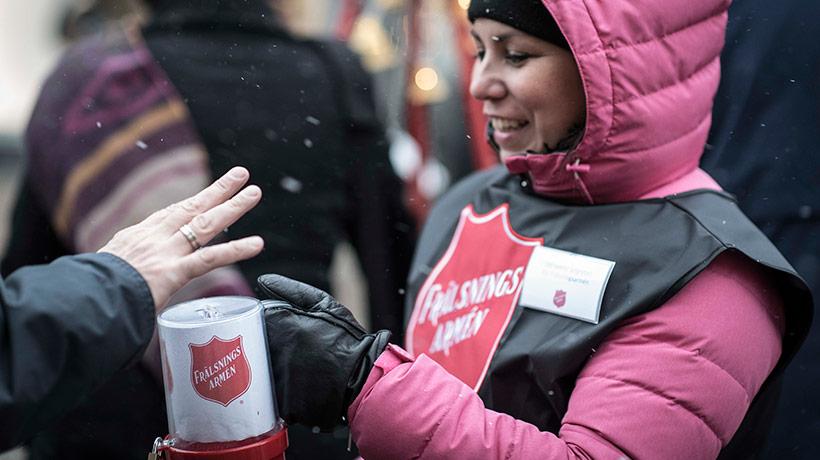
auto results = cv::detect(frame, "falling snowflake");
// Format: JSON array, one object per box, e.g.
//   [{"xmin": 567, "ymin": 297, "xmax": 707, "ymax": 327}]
[{"xmin": 280, "ymin": 176, "xmax": 303, "ymax": 193}]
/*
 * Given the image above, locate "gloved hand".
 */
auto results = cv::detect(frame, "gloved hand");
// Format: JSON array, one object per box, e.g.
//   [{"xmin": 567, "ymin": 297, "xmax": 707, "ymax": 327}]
[{"xmin": 258, "ymin": 274, "xmax": 391, "ymax": 431}]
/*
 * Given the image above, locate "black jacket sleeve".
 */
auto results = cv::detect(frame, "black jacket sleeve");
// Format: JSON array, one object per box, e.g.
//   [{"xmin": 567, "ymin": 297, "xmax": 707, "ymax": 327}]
[{"xmin": 0, "ymin": 252, "xmax": 155, "ymax": 450}]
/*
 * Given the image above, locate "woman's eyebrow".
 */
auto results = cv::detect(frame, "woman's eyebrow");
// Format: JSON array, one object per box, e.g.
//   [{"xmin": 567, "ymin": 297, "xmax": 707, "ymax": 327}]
[
  {"xmin": 470, "ymin": 31, "xmax": 519, "ymax": 44},
  {"xmin": 489, "ymin": 33, "xmax": 513, "ymax": 43}
]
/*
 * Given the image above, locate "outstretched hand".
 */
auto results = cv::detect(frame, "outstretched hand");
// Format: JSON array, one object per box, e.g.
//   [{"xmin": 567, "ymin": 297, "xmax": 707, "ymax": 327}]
[{"xmin": 99, "ymin": 166, "xmax": 263, "ymax": 309}]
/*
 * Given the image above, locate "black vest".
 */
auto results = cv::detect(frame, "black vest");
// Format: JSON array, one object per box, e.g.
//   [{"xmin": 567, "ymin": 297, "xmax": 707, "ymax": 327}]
[{"xmin": 406, "ymin": 166, "xmax": 812, "ymax": 454}]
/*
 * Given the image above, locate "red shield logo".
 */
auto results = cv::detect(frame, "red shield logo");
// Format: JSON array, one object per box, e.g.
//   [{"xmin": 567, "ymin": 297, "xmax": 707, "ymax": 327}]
[
  {"xmin": 553, "ymin": 290, "xmax": 567, "ymax": 308},
  {"xmin": 406, "ymin": 204, "xmax": 543, "ymax": 390},
  {"xmin": 189, "ymin": 336, "xmax": 252, "ymax": 407}
]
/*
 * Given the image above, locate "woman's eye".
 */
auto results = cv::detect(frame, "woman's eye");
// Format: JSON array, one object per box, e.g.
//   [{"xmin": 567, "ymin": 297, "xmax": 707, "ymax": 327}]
[{"xmin": 505, "ymin": 52, "xmax": 530, "ymax": 65}]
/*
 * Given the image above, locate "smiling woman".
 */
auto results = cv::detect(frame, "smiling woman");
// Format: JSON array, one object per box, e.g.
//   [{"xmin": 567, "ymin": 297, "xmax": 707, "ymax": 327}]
[
  {"xmin": 254, "ymin": 0, "xmax": 813, "ymax": 459},
  {"xmin": 469, "ymin": 18, "xmax": 585, "ymax": 159}
]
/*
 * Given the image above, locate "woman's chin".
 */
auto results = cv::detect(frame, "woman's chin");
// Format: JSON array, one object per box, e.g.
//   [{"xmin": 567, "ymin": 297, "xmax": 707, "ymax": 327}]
[{"xmin": 497, "ymin": 145, "xmax": 539, "ymax": 162}]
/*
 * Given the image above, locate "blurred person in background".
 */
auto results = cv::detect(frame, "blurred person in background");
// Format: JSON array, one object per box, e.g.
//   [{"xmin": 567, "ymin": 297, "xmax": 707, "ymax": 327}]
[
  {"xmin": 0, "ymin": 167, "xmax": 263, "ymax": 451},
  {"xmin": 1, "ymin": 0, "xmax": 413, "ymax": 458},
  {"xmin": 702, "ymin": 0, "xmax": 820, "ymax": 457},
  {"xmin": 139, "ymin": 0, "xmax": 413, "ymax": 335}
]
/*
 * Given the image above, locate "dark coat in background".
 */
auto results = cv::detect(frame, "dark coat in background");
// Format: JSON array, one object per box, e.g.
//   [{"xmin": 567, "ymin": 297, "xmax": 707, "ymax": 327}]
[
  {"xmin": 702, "ymin": 1, "xmax": 820, "ymax": 457},
  {"xmin": 142, "ymin": 0, "xmax": 415, "ymax": 336}
]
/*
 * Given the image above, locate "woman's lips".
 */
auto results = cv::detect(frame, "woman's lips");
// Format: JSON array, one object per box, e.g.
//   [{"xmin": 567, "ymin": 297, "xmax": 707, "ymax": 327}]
[
  {"xmin": 490, "ymin": 117, "xmax": 529, "ymax": 132},
  {"xmin": 490, "ymin": 117, "xmax": 531, "ymax": 149}
]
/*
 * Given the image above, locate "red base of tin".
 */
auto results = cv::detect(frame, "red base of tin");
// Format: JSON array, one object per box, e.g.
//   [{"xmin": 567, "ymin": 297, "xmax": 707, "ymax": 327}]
[{"xmin": 164, "ymin": 428, "xmax": 288, "ymax": 460}]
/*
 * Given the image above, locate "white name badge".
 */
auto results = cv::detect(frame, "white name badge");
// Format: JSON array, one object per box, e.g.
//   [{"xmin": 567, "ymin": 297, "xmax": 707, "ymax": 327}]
[{"xmin": 519, "ymin": 246, "xmax": 615, "ymax": 324}]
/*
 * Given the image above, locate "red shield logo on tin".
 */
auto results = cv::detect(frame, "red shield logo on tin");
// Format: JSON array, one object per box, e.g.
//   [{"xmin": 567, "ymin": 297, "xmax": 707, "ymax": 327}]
[
  {"xmin": 189, "ymin": 336, "xmax": 252, "ymax": 407},
  {"xmin": 406, "ymin": 204, "xmax": 543, "ymax": 390},
  {"xmin": 553, "ymin": 290, "xmax": 567, "ymax": 308}
]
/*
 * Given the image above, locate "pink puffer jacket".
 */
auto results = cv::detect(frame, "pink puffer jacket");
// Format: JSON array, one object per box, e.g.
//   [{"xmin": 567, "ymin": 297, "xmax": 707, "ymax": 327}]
[
  {"xmin": 348, "ymin": 0, "xmax": 786, "ymax": 458},
  {"xmin": 350, "ymin": 251, "xmax": 782, "ymax": 459}
]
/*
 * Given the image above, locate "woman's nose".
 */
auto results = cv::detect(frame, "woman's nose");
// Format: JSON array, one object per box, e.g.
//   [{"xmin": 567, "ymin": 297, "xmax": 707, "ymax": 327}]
[{"xmin": 469, "ymin": 63, "xmax": 506, "ymax": 101}]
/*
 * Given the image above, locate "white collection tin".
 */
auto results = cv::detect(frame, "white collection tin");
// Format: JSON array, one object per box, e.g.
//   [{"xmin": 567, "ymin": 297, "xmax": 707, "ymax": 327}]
[{"xmin": 157, "ymin": 296, "xmax": 278, "ymax": 443}]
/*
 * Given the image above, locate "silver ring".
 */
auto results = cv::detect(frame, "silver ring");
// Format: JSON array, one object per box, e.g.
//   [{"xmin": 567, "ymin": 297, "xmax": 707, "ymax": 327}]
[{"xmin": 179, "ymin": 223, "xmax": 201, "ymax": 250}]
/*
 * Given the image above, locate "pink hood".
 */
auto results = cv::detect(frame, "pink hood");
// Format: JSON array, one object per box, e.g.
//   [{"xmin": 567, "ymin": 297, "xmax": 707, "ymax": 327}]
[{"xmin": 504, "ymin": 0, "xmax": 730, "ymax": 203}]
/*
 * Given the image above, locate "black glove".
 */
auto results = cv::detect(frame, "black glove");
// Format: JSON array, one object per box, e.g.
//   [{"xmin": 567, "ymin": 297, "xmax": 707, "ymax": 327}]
[{"xmin": 258, "ymin": 274, "xmax": 391, "ymax": 431}]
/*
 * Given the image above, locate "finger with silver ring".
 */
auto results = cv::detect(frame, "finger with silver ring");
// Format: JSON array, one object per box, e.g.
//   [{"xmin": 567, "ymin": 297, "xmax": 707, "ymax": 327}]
[{"xmin": 178, "ymin": 223, "xmax": 202, "ymax": 250}]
